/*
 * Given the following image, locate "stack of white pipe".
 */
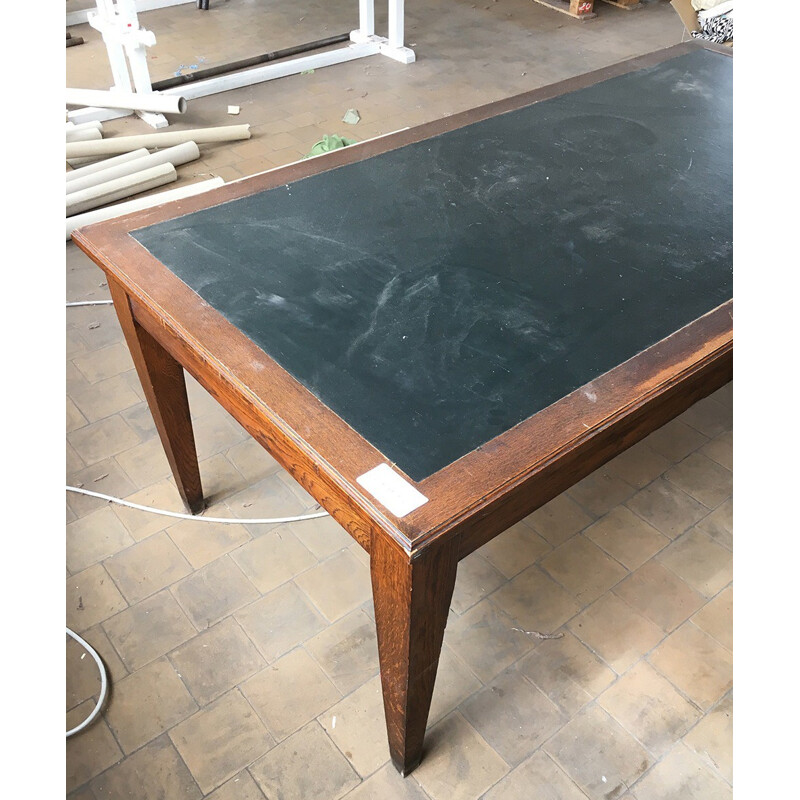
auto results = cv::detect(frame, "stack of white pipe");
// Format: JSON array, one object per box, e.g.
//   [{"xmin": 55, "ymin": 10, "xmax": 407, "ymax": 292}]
[{"xmin": 66, "ymin": 140, "xmax": 203, "ymax": 216}]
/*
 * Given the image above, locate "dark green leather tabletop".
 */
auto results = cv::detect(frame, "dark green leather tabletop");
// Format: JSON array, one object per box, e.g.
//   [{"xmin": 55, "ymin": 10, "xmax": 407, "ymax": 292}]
[{"xmin": 132, "ymin": 47, "xmax": 733, "ymax": 481}]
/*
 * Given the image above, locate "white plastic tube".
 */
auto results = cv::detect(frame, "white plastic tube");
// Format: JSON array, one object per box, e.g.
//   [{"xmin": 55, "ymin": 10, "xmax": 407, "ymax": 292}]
[
  {"xmin": 66, "ymin": 141, "xmax": 200, "ymax": 196},
  {"xmin": 66, "ymin": 163, "xmax": 177, "ymax": 216},
  {"xmin": 66, "ymin": 149, "xmax": 150, "ymax": 183},
  {"xmin": 66, "ymin": 124, "xmax": 251, "ymax": 158},
  {"xmin": 65, "ymin": 120, "xmax": 103, "ymax": 135},
  {"xmin": 66, "ymin": 127, "xmax": 103, "ymax": 143},
  {"xmin": 66, "ymin": 177, "xmax": 224, "ymax": 239},
  {"xmin": 66, "ymin": 87, "xmax": 188, "ymax": 115}
]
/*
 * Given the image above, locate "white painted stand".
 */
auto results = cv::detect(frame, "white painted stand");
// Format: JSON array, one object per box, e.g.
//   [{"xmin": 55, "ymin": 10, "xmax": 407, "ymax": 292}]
[{"xmin": 67, "ymin": 0, "xmax": 169, "ymax": 129}]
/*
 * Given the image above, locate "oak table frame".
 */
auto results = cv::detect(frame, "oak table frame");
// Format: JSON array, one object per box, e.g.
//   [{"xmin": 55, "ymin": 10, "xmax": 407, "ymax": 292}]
[{"xmin": 73, "ymin": 41, "xmax": 733, "ymax": 775}]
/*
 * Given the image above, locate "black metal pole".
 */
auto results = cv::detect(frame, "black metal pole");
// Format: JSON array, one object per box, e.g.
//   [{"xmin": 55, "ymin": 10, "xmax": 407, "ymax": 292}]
[{"xmin": 151, "ymin": 33, "xmax": 351, "ymax": 91}]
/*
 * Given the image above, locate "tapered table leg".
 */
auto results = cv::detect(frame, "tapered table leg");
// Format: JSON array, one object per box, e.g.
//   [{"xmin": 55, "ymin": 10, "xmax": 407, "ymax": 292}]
[
  {"xmin": 108, "ymin": 278, "xmax": 204, "ymax": 513},
  {"xmin": 370, "ymin": 532, "xmax": 459, "ymax": 775}
]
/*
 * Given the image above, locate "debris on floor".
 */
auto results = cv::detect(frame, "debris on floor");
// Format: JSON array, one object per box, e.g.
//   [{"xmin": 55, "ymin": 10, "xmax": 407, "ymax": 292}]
[
  {"xmin": 342, "ymin": 108, "xmax": 361, "ymax": 125},
  {"xmin": 305, "ymin": 134, "xmax": 357, "ymax": 159}
]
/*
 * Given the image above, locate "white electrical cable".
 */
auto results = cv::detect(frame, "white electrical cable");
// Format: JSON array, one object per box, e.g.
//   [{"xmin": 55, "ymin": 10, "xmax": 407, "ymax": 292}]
[
  {"xmin": 66, "ymin": 300, "xmax": 113, "ymax": 307},
  {"xmin": 66, "ymin": 627, "xmax": 108, "ymax": 738},
  {"xmin": 66, "ymin": 485, "xmax": 330, "ymax": 524}
]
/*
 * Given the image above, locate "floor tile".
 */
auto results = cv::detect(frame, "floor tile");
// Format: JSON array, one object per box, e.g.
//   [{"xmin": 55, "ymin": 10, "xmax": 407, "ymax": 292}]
[
  {"xmin": 172, "ymin": 555, "xmax": 260, "ymax": 630},
  {"xmin": 168, "ymin": 516, "xmax": 253, "ymax": 569},
  {"xmin": 477, "ymin": 520, "xmax": 551, "ymax": 579},
  {"xmin": 599, "ymin": 661, "xmax": 701, "ymax": 757},
  {"xmin": 625, "ymin": 477, "xmax": 709, "ymax": 540},
  {"xmin": 428, "ymin": 645, "xmax": 483, "ymax": 726},
  {"xmin": 631, "ymin": 741, "xmax": 732, "ymax": 800},
  {"xmin": 644, "ymin": 418, "xmax": 709, "ymax": 463},
  {"xmin": 104, "ymin": 530, "xmax": 193, "ymax": 604},
  {"xmin": 566, "ymin": 469, "xmax": 636, "ymax": 519},
  {"xmin": 677, "ymin": 395, "xmax": 732, "ymax": 439},
  {"xmin": 341, "ymin": 762, "xmax": 430, "ymax": 800},
  {"xmin": 103, "ymin": 589, "xmax": 196, "ymax": 671},
  {"xmin": 545, "ymin": 705, "xmax": 652, "ymax": 800},
  {"xmin": 412, "ymin": 713, "xmax": 510, "ymax": 800},
  {"xmin": 235, "ymin": 581, "xmax": 328, "ymax": 662},
  {"xmin": 700, "ymin": 430, "xmax": 733, "ymax": 471},
  {"xmin": 614, "ymin": 560, "xmax": 706, "ymax": 633},
  {"xmin": 540, "ymin": 535, "xmax": 628, "ymax": 606},
  {"xmin": 294, "ymin": 548, "xmax": 372, "ymax": 622},
  {"xmin": 461, "ymin": 667, "xmax": 565, "ymax": 766},
  {"xmin": 483, "ymin": 750, "xmax": 588, "ymax": 800},
  {"xmin": 67, "ymin": 625, "xmax": 128, "ymax": 711},
  {"xmin": 67, "ymin": 458, "xmax": 138, "ymax": 518},
  {"xmin": 696, "ymin": 498, "xmax": 733, "ymax": 551},
  {"xmin": 205, "ymin": 771, "xmax": 267, "ymax": 800},
  {"xmin": 648, "ymin": 623, "xmax": 732, "ymax": 710},
  {"xmin": 451, "ymin": 552, "xmax": 507, "ymax": 615},
  {"xmin": 105, "ymin": 657, "xmax": 198, "ymax": 754},
  {"xmin": 244, "ymin": 647, "xmax": 341, "ymax": 741},
  {"xmin": 605, "ymin": 442, "xmax": 671, "ymax": 489},
  {"xmin": 691, "ymin": 585, "xmax": 732, "ymax": 652},
  {"xmin": 72, "ymin": 342, "xmax": 134, "ymax": 384},
  {"xmin": 664, "ymin": 453, "xmax": 731, "ymax": 510},
  {"xmin": 66, "ymin": 507, "xmax": 135, "ymax": 573},
  {"xmin": 70, "ymin": 373, "xmax": 141, "ymax": 423},
  {"xmin": 230, "ymin": 527, "xmax": 317, "ymax": 593},
  {"xmin": 568, "ymin": 592, "xmax": 664, "ymax": 675},
  {"xmin": 683, "ymin": 692, "xmax": 733, "ymax": 783},
  {"xmin": 66, "ymin": 564, "xmax": 128, "ymax": 633},
  {"xmin": 249, "ymin": 721, "xmax": 360, "ymax": 800},
  {"xmin": 109, "ymin": 480, "xmax": 185, "ymax": 541},
  {"xmin": 518, "ymin": 629, "xmax": 616, "ymax": 716},
  {"xmin": 66, "ymin": 703, "xmax": 123, "ymax": 794},
  {"xmin": 318, "ymin": 676, "xmax": 390, "ymax": 777},
  {"xmin": 656, "ymin": 530, "xmax": 732, "ymax": 597},
  {"xmin": 584, "ymin": 506, "xmax": 670, "ymax": 570},
  {"xmin": 284, "ymin": 513, "xmax": 354, "ymax": 560},
  {"xmin": 68, "ymin": 415, "xmax": 141, "ymax": 466},
  {"xmin": 169, "ymin": 617, "xmax": 265, "ymax": 706},
  {"xmin": 305, "ymin": 608, "xmax": 380, "ymax": 695},
  {"xmin": 446, "ymin": 598, "xmax": 537, "ymax": 684},
  {"xmin": 525, "ymin": 493, "xmax": 593, "ymax": 547},
  {"xmin": 170, "ymin": 689, "xmax": 275, "ymax": 794},
  {"xmin": 490, "ymin": 566, "xmax": 582, "ymax": 637}
]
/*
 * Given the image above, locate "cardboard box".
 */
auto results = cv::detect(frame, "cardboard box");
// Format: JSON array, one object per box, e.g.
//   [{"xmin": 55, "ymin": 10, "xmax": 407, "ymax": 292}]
[{"xmin": 670, "ymin": 0, "xmax": 733, "ymax": 47}]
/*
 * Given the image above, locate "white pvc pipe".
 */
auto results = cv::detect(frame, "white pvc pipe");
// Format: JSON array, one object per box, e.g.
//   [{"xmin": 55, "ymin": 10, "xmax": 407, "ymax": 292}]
[
  {"xmin": 65, "ymin": 120, "xmax": 103, "ymax": 134},
  {"xmin": 66, "ymin": 177, "xmax": 224, "ymax": 239},
  {"xmin": 66, "ymin": 163, "xmax": 177, "ymax": 217},
  {"xmin": 66, "ymin": 142, "xmax": 200, "ymax": 196},
  {"xmin": 66, "ymin": 125, "xmax": 251, "ymax": 158},
  {"xmin": 66, "ymin": 149, "xmax": 150, "ymax": 183},
  {"xmin": 66, "ymin": 87, "xmax": 188, "ymax": 116},
  {"xmin": 66, "ymin": 127, "xmax": 103, "ymax": 143}
]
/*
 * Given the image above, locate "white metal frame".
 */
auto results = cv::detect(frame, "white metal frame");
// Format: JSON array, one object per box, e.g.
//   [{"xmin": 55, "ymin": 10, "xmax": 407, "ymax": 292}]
[
  {"xmin": 68, "ymin": 2, "xmax": 415, "ymax": 123},
  {"xmin": 68, "ymin": 0, "xmax": 170, "ymax": 128}
]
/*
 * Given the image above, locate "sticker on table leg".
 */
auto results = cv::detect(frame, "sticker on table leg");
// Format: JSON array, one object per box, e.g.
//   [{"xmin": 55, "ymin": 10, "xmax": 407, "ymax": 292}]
[{"xmin": 356, "ymin": 464, "xmax": 429, "ymax": 517}]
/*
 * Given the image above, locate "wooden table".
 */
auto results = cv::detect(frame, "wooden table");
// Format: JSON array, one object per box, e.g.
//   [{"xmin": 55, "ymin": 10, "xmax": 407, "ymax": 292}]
[{"xmin": 73, "ymin": 41, "xmax": 732, "ymax": 775}]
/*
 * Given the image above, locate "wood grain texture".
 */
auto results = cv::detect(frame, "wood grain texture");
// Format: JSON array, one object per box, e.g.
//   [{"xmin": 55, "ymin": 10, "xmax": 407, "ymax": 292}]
[
  {"xmin": 108, "ymin": 278, "xmax": 203, "ymax": 513},
  {"xmin": 370, "ymin": 533, "xmax": 458, "ymax": 774}
]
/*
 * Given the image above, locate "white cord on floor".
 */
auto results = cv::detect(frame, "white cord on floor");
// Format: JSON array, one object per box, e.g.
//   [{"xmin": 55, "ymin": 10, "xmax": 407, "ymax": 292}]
[
  {"xmin": 67, "ymin": 485, "xmax": 330, "ymax": 524},
  {"xmin": 66, "ymin": 628, "xmax": 108, "ymax": 738},
  {"xmin": 66, "ymin": 300, "xmax": 114, "ymax": 307}
]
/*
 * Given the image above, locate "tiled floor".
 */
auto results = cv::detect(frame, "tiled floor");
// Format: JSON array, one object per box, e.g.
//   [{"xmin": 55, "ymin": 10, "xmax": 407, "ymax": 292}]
[{"xmin": 66, "ymin": 1, "xmax": 732, "ymax": 798}]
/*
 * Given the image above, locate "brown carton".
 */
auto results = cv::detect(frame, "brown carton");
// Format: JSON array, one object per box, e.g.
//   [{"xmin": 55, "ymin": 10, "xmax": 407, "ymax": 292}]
[{"xmin": 670, "ymin": 0, "xmax": 733, "ymax": 47}]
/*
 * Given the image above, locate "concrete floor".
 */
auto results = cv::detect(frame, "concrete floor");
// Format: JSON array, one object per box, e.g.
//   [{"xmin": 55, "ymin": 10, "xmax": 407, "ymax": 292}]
[{"xmin": 66, "ymin": 2, "xmax": 732, "ymax": 798}]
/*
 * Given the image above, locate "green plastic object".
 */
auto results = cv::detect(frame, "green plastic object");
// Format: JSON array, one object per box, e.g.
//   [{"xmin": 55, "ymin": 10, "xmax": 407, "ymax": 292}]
[{"xmin": 305, "ymin": 134, "xmax": 358, "ymax": 158}]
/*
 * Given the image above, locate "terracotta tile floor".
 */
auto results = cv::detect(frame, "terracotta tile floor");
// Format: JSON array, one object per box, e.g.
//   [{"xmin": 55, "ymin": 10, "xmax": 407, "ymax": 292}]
[{"xmin": 66, "ymin": 2, "xmax": 732, "ymax": 797}]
